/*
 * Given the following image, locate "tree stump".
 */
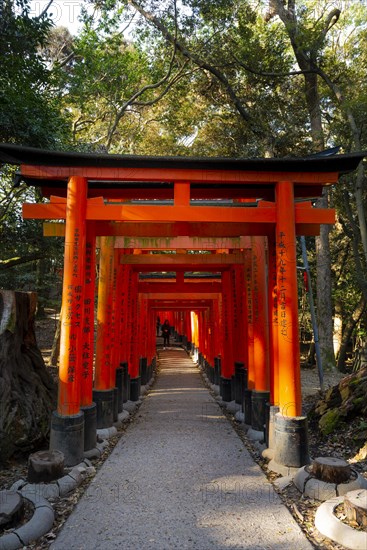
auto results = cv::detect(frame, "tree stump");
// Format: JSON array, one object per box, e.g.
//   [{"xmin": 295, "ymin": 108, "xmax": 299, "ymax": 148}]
[
  {"xmin": 344, "ymin": 489, "xmax": 367, "ymax": 528},
  {"xmin": 311, "ymin": 456, "xmax": 351, "ymax": 483},
  {"xmin": 0, "ymin": 291, "xmax": 57, "ymax": 464},
  {"xmin": 28, "ymin": 449, "xmax": 64, "ymax": 482}
]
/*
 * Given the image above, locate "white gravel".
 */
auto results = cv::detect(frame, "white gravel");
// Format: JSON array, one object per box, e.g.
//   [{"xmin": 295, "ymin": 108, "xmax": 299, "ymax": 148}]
[{"xmin": 51, "ymin": 349, "xmax": 313, "ymax": 550}]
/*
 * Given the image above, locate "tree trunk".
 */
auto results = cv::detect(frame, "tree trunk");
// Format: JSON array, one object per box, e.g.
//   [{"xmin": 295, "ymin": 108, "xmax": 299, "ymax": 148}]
[
  {"xmin": 315, "ymin": 190, "xmax": 335, "ymax": 370},
  {"xmin": 0, "ymin": 290, "xmax": 57, "ymax": 464},
  {"xmin": 336, "ymin": 295, "xmax": 366, "ymax": 372},
  {"xmin": 49, "ymin": 312, "xmax": 61, "ymax": 367},
  {"xmin": 333, "ymin": 299, "xmax": 343, "ymax": 357}
]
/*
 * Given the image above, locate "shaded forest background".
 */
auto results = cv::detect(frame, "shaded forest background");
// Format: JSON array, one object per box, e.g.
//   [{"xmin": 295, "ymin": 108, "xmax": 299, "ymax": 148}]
[{"xmin": 1, "ymin": 0, "xmax": 367, "ymax": 373}]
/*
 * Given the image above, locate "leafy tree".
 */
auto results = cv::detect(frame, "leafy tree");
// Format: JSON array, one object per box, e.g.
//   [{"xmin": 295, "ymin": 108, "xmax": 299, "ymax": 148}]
[
  {"xmin": 0, "ymin": 0, "xmax": 70, "ymax": 300},
  {"xmin": 0, "ymin": 0, "xmax": 71, "ymax": 147}
]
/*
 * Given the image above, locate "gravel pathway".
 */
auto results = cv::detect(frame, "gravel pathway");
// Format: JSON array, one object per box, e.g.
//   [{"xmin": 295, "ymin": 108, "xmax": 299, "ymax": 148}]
[{"xmin": 51, "ymin": 349, "xmax": 313, "ymax": 550}]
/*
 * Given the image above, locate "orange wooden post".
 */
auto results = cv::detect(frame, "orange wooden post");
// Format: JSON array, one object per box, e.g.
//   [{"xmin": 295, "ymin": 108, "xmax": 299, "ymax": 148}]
[
  {"xmin": 93, "ymin": 236, "xmax": 115, "ymax": 428},
  {"xmin": 80, "ymin": 222, "xmax": 96, "ymax": 407},
  {"xmin": 198, "ymin": 310, "xmax": 205, "ymax": 369},
  {"xmin": 232, "ymin": 265, "xmax": 247, "ymax": 364},
  {"xmin": 112, "ymin": 247, "xmax": 124, "ymax": 415},
  {"xmin": 191, "ymin": 311, "xmax": 199, "ymax": 354},
  {"xmin": 207, "ymin": 303, "xmax": 215, "ymax": 367},
  {"xmin": 185, "ymin": 310, "xmax": 192, "ymax": 350},
  {"xmin": 251, "ymin": 236, "xmax": 270, "ymax": 392},
  {"xmin": 139, "ymin": 296, "xmax": 149, "ymax": 385},
  {"xmin": 118, "ymin": 262, "xmax": 130, "ymax": 364},
  {"xmin": 80, "ymin": 222, "xmax": 97, "ymax": 451},
  {"xmin": 112, "ymin": 249, "xmax": 123, "ymax": 368},
  {"xmin": 266, "ymin": 235, "xmax": 280, "ymax": 451},
  {"xmin": 250, "ymin": 236, "xmax": 270, "ymax": 432},
  {"xmin": 128, "ymin": 270, "xmax": 140, "ymax": 401},
  {"xmin": 272, "ymin": 181, "xmax": 310, "ymax": 471},
  {"xmin": 221, "ymin": 269, "xmax": 234, "ymax": 401},
  {"xmin": 50, "ymin": 175, "xmax": 87, "ymax": 466},
  {"xmin": 244, "ymin": 250, "xmax": 254, "ymax": 388},
  {"xmin": 275, "ymin": 182, "xmax": 301, "ymax": 416},
  {"xmin": 268, "ymin": 236, "xmax": 279, "ymax": 406},
  {"xmin": 117, "ymin": 261, "xmax": 131, "ymax": 403},
  {"xmin": 231, "ymin": 265, "xmax": 247, "ymax": 410}
]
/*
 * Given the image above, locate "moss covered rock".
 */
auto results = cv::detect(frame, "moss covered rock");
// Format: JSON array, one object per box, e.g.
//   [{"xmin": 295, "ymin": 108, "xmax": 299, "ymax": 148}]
[{"xmin": 310, "ymin": 366, "xmax": 367, "ymax": 437}]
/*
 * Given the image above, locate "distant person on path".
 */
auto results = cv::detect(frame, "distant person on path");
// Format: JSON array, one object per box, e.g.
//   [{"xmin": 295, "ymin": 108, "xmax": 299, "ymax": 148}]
[
  {"xmin": 156, "ymin": 316, "xmax": 161, "ymax": 336},
  {"xmin": 161, "ymin": 319, "xmax": 170, "ymax": 349}
]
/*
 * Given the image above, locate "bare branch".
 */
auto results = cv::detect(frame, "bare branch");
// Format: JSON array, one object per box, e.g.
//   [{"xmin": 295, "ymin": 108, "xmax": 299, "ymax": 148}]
[
  {"xmin": 127, "ymin": 0, "xmax": 256, "ymax": 129},
  {"xmin": 232, "ymin": 53, "xmax": 317, "ymax": 79},
  {"xmin": 0, "ymin": 253, "xmax": 45, "ymax": 271},
  {"xmin": 37, "ymin": 0, "xmax": 54, "ymax": 20}
]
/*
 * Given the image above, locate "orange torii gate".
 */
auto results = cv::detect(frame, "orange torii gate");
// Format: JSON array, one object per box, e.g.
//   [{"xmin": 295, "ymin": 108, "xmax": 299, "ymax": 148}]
[{"xmin": 1, "ymin": 143, "xmax": 365, "ymax": 470}]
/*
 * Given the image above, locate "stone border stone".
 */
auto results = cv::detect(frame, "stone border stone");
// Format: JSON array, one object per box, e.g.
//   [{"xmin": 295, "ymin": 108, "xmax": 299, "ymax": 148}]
[
  {"xmin": 0, "ymin": 493, "xmax": 54, "ymax": 550},
  {"xmin": 315, "ymin": 495, "xmax": 367, "ymax": 550},
  {"xmin": 294, "ymin": 465, "xmax": 367, "ymax": 501}
]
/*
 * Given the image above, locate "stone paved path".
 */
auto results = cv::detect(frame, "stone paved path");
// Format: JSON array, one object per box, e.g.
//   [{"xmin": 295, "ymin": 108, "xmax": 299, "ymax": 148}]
[{"xmin": 51, "ymin": 349, "xmax": 313, "ymax": 550}]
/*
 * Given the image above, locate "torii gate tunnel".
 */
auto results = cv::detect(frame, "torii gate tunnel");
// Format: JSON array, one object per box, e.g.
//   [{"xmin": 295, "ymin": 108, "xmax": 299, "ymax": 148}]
[{"xmin": 1, "ymin": 143, "xmax": 365, "ymax": 469}]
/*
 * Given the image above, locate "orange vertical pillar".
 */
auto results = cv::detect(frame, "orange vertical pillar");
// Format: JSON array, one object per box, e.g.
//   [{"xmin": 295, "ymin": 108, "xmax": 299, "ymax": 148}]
[
  {"xmin": 191, "ymin": 311, "xmax": 199, "ymax": 353},
  {"xmin": 272, "ymin": 181, "xmax": 309, "ymax": 471},
  {"xmin": 251, "ymin": 236, "xmax": 269, "ymax": 392},
  {"xmin": 268, "ymin": 236, "xmax": 279, "ymax": 406},
  {"xmin": 244, "ymin": 250, "xmax": 254, "ymax": 389},
  {"xmin": 251, "ymin": 236, "xmax": 270, "ymax": 433},
  {"xmin": 93, "ymin": 236, "xmax": 115, "ymax": 428},
  {"xmin": 139, "ymin": 296, "xmax": 149, "ymax": 386},
  {"xmin": 128, "ymin": 270, "xmax": 140, "ymax": 401},
  {"xmin": 275, "ymin": 183, "xmax": 301, "ymax": 416},
  {"xmin": 112, "ymin": 247, "xmax": 124, "ymax": 415},
  {"xmin": 221, "ymin": 269, "xmax": 234, "ymax": 401},
  {"xmin": 231, "ymin": 265, "xmax": 247, "ymax": 410},
  {"xmin": 185, "ymin": 310, "xmax": 192, "ymax": 350},
  {"xmin": 50, "ymin": 176, "xmax": 87, "ymax": 466},
  {"xmin": 117, "ymin": 261, "xmax": 131, "ymax": 403},
  {"xmin": 118, "ymin": 262, "xmax": 130, "ymax": 364},
  {"xmin": 266, "ymin": 235, "xmax": 280, "ymax": 451},
  {"xmin": 80, "ymin": 222, "xmax": 97, "ymax": 451},
  {"xmin": 232, "ymin": 265, "xmax": 247, "ymax": 364}
]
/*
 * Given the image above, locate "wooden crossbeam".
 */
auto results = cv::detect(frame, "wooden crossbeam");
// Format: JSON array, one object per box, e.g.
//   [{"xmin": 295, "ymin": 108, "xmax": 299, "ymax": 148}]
[
  {"xmin": 138, "ymin": 282, "xmax": 221, "ymax": 293},
  {"xmin": 121, "ymin": 253, "xmax": 245, "ymax": 266},
  {"xmin": 115, "ymin": 236, "xmax": 251, "ymax": 249},
  {"xmin": 26, "ymin": 201, "xmax": 335, "ymax": 226},
  {"xmin": 144, "ymin": 293, "xmax": 219, "ymax": 300},
  {"xmin": 21, "ymin": 164, "xmax": 340, "ymax": 185}
]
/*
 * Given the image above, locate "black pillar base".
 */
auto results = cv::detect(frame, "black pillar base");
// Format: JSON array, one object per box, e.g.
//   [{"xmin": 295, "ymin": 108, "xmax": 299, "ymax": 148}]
[
  {"xmin": 265, "ymin": 404, "xmax": 280, "ymax": 449},
  {"xmin": 81, "ymin": 402, "xmax": 97, "ymax": 452},
  {"xmin": 115, "ymin": 367, "xmax": 124, "ymax": 413},
  {"xmin": 113, "ymin": 387, "xmax": 119, "ymax": 422},
  {"xmin": 231, "ymin": 375, "xmax": 235, "ymax": 401},
  {"xmin": 50, "ymin": 410, "xmax": 84, "ymax": 467},
  {"xmin": 130, "ymin": 376, "xmax": 141, "ymax": 402},
  {"xmin": 234, "ymin": 362, "xmax": 248, "ymax": 406},
  {"xmin": 92, "ymin": 389, "xmax": 114, "ymax": 429},
  {"xmin": 120, "ymin": 362, "xmax": 130, "ymax": 403},
  {"xmin": 251, "ymin": 390, "xmax": 270, "ymax": 432},
  {"xmin": 244, "ymin": 389, "xmax": 252, "ymax": 425},
  {"xmin": 220, "ymin": 376, "xmax": 232, "ymax": 402},
  {"xmin": 214, "ymin": 357, "xmax": 220, "ymax": 386},
  {"xmin": 140, "ymin": 357, "xmax": 148, "ymax": 385},
  {"xmin": 274, "ymin": 413, "xmax": 310, "ymax": 468},
  {"xmin": 208, "ymin": 364, "xmax": 214, "ymax": 383}
]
